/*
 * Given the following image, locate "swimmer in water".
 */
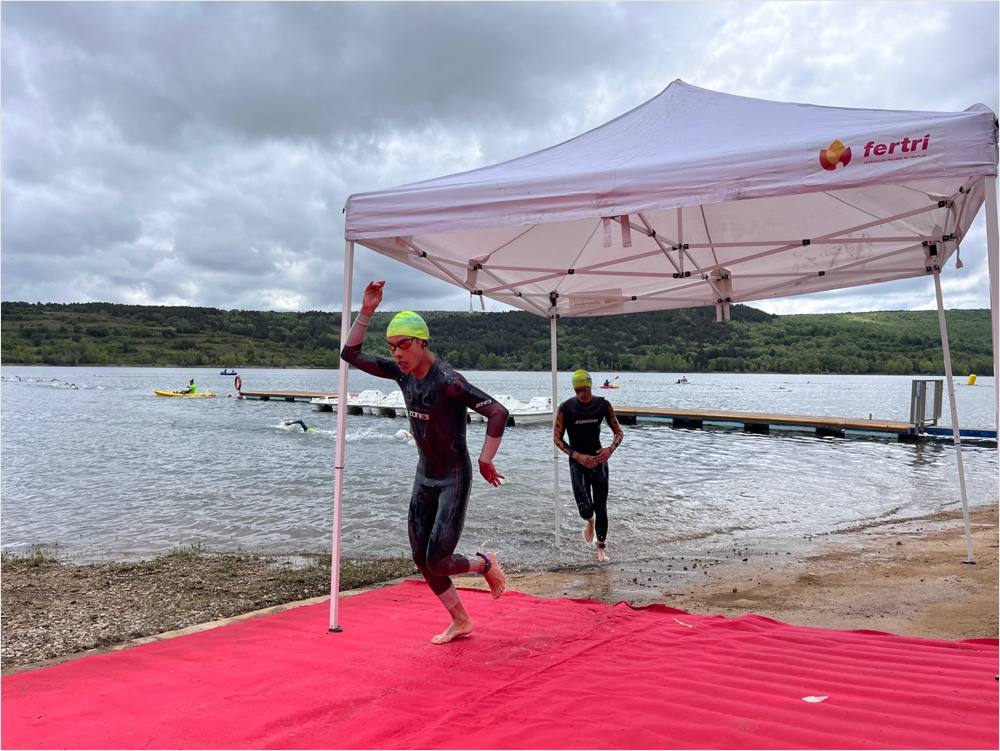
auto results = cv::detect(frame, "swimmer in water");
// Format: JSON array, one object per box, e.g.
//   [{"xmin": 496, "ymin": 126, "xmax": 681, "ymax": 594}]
[
  {"xmin": 341, "ymin": 280, "xmax": 509, "ymax": 645},
  {"xmin": 282, "ymin": 419, "xmax": 315, "ymax": 432}
]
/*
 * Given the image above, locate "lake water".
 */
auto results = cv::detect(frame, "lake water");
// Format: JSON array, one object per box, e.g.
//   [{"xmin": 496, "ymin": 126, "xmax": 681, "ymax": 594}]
[{"xmin": 1, "ymin": 366, "xmax": 996, "ymax": 566}]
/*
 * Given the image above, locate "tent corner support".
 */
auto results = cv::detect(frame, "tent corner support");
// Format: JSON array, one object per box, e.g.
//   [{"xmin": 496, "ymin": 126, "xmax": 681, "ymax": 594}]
[
  {"xmin": 329, "ymin": 239, "xmax": 355, "ymax": 631},
  {"xmin": 932, "ymin": 270, "xmax": 975, "ymax": 564},
  {"xmin": 550, "ymin": 316, "xmax": 560, "ymax": 547}
]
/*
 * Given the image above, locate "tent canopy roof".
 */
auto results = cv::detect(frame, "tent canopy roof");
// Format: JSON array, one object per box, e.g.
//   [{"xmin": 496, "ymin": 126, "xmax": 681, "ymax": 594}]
[{"xmin": 345, "ymin": 80, "xmax": 998, "ymax": 318}]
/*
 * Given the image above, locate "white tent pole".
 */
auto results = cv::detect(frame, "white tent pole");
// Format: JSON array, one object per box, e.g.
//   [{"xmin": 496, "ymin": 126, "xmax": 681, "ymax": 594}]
[
  {"xmin": 329, "ymin": 240, "xmax": 355, "ymax": 631},
  {"xmin": 983, "ymin": 176, "xmax": 999, "ymax": 432},
  {"xmin": 550, "ymin": 315, "xmax": 561, "ymax": 547},
  {"xmin": 933, "ymin": 269, "xmax": 975, "ymax": 564}
]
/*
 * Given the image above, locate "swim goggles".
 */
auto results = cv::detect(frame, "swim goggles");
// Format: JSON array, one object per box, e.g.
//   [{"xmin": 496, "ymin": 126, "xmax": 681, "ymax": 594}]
[{"xmin": 387, "ymin": 336, "xmax": 418, "ymax": 353}]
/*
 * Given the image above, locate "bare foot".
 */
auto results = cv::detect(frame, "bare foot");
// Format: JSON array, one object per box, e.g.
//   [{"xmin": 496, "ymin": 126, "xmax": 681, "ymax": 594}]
[
  {"xmin": 597, "ymin": 546, "xmax": 610, "ymax": 563},
  {"xmin": 483, "ymin": 552, "xmax": 506, "ymax": 599},
  {"xmin": 431, "ymin": 619, "xmax": 473, "ymax": 644},
  {"xmin": 583, "ymin": 518, "xmax": 595, "ymax": 545}
]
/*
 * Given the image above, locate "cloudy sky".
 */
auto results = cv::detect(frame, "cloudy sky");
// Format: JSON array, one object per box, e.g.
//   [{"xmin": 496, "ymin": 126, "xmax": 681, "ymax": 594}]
[{"xmin": 2, "ymin": 1, "xmax": 997, "ymax": 315}]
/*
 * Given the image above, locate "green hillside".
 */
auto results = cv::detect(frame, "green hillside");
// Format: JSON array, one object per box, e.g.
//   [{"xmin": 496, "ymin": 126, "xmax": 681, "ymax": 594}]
[{"xmin": 0, "ymin": 301, "xmax": 993, "ymax": 375}]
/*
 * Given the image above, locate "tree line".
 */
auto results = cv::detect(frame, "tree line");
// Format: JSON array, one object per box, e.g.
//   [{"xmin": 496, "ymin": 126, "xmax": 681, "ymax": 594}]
[{"xmin": 0, "ymin": 300, "xmax": 993, "ymax": 375}]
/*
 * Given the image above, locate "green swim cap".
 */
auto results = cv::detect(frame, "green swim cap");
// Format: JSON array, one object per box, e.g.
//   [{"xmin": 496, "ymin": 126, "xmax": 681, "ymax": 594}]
[
  {"xmin": 386, "ymin": 311, "xmax": 429, "ymax": 341},
  {"xmin": 571, "ymin": 369, "xmax": 592, "ymax": 388}
]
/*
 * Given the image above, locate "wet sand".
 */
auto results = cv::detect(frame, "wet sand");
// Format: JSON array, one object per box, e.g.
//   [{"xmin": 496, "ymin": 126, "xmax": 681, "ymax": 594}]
[{"xmin": 466, "ymin": 504, "xmax": 999, "ymax": 641}]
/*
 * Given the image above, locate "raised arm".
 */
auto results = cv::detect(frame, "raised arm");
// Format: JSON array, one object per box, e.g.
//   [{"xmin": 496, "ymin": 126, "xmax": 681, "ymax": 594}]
[{"xmin": 339, "ymin": 280, "xmax": 402, "ymax": 380}]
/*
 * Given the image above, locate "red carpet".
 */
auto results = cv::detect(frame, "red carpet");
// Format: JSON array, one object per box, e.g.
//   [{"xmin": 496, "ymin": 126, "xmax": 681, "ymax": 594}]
[{"xmin": 3, "ymin": 580, "xmax": 997, "ymax": 749}]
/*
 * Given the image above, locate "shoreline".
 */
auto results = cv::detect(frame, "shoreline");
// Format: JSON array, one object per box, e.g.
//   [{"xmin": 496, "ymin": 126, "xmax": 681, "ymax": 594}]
[
  {"xmin": 3, "ymin": 504, "xmax": 996, "ymax": 674},
  {"xmin": 474, "ymin": 504, "xmax": 999, "ymax": 642}
]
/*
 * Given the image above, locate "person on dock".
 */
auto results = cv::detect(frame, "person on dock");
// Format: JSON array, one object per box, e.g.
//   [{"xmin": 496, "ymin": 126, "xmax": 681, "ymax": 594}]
[
  {"xmin": 340, "ymin": 280, "xmax": 510, "ymax": 645},
  {"xmin": 554, "ymin": 369, "xmax": 624, "ymax": 563},
  {"xmin": 282, "ymin": 419, "xmax": 315, "ymax": 432}
]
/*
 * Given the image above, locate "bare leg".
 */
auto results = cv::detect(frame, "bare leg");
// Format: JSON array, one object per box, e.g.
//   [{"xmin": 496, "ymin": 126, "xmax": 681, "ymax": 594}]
[
  {"xmin": 480, "ymin": 551, "xmax": 506, "ymax": 599},
  {"xmin": 431, "ymin": 596, "xmax": 474, "ymax": 645},
  {"xmin": 583, "ymin": 515, "xmax": 595, "ymax": 545}
]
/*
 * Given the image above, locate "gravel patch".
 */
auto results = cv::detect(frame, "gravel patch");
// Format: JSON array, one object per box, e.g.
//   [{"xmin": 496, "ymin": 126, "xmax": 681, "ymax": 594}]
[{"xmin": 1, "ymin": 549, "xmax": 415, "ymax": 670}]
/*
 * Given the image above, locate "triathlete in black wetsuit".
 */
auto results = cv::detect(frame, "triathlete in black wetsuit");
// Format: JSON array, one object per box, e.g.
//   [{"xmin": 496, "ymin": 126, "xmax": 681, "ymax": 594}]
[
  {"xmin": 553, "ymin": 369, "xmax": 624, "ymax": 562},
  {"xmin": 340, "ymin": 280, "xmax": 509, "ymax": 644}
]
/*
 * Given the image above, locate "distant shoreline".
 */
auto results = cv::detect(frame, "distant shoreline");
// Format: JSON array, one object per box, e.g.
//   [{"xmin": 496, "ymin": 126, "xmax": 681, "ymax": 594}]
[
  {"xmin": 3, "ymin": 363, "xmax": 994, "ymax": 377},
  {"xmin": 3, "ymin": 301, "xmax": 992, "ymax": 375}
]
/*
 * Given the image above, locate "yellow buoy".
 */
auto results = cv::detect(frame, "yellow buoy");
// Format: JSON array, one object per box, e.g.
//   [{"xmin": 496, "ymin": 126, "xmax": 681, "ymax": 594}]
[{"xmin": 967, "ymin": 373, "xmax": 977, "ymax": 386}]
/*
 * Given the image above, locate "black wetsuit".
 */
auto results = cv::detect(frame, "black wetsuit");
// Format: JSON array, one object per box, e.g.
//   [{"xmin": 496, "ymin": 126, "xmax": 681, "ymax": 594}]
[
  {"xmin": 285, "ymin": 420, "xmax": 309, "ymax": 432},
  {"xmin": 340, "ymin": 344, "xmax": 508, "ymax": 598},
  {"xmin": 557, "ymin": 396, "xmax": 613, "ymax": 543}
]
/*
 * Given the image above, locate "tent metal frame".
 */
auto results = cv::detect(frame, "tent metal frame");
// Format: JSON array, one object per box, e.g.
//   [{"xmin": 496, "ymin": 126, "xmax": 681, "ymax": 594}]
[{"xmin": 328, "ymin": 176, "xmax": 999, "ymax": 632}]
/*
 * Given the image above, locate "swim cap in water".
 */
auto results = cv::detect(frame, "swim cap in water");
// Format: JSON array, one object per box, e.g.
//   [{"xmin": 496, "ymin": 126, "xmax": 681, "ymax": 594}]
[
  {"xmin": 386, "ymin": 311, "xmax": 429, "ymax": 340},
  {"xmin": 571, "ymin": 369, "xmax": 592, "ymax": 388}
]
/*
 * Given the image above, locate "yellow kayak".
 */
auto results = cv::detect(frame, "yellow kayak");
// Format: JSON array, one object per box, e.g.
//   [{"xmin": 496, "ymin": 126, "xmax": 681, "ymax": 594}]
[{"xmin": 154, "ymin": 390, "xmax": 217, "ymax": 398}]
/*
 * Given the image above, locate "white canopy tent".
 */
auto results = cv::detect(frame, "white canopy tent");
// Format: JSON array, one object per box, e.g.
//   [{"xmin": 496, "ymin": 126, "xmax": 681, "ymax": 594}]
[{"xmin": 329, "ymin": 81, "xmax": 999, "ymax": 630}]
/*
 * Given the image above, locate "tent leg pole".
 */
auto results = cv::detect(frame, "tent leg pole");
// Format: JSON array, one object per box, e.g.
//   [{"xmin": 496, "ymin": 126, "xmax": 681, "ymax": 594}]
[
  {"xmin": 934, "ymin": 270, "xmax": 974, "ymax": 564},
  {"xmin": 551, "ymin": 316, "xmax": 560, "ymax": 548},
  {"xmin": 330, "ymin": 240, "xmax": 355, "ymax": 631},
  {"xmin": 983, "ymin": 176, "xmax": 999, "ymax": 433}
]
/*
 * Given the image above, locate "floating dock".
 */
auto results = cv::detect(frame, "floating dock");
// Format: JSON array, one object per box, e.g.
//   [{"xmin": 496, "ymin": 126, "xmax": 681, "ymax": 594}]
[
  {"xmin": 239, "ymin": 390, "xmax": 336, "ymax": 403},
  {"xmin": 239, "ymin": 390, "xmax": 996, "ymax": 442},
  {"xmin": 614, "ymin": 406, "xmax": 996, "ymax": 441}
]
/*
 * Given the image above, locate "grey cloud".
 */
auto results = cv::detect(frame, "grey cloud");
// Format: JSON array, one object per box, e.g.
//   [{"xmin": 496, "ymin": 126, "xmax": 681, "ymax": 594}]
[{"xmin": 2, "ymin": 1, "xmax": 996, "ymax": 314}]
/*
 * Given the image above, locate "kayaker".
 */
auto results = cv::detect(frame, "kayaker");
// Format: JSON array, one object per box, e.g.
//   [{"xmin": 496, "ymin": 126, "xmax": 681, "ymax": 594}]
[
  {"xmin": 178, "ymin": 379, "xmax": 196, "ymax": 395},
  {"xmin": 341, "ymin": 279, "xmax": 509, "ymax": 645},
  {"xmin": 553, "ymin": 369, "xmax": 624, "ymax": 563}
]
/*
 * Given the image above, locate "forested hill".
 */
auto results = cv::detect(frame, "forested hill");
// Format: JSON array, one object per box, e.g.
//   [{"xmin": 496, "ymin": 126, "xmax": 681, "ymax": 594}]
[{"xmin": 0, "ymin": 301, "xmax": 993, "ymax": 375}]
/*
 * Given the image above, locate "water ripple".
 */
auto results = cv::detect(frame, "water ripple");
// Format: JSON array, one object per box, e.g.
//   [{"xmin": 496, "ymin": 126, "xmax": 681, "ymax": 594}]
[{"xmin": 2, "ymin": 366, "xmax": 996, "ymax": 563}]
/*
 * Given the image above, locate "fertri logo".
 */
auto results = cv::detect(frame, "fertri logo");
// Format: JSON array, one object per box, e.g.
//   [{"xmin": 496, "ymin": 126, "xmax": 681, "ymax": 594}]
[
  {"xmin": 863, "ymin": 134, "xmax": 930, "ymax": 160},
  {"xmin": 819, "ymin": 139, "xmax": 852, "ymax": 171},
  {"xmin": 819, "ymin": 134, "xmax": 933, "ymax": 171}
]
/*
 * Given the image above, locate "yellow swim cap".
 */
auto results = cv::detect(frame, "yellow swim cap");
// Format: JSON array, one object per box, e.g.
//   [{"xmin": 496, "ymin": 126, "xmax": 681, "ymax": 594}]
[
  {"xmin": 571, "ymin": 369, "xmax": 592, "ymax": 388},
  {"xmin": 386, "ymin": 311, "xmax": 429, "ymax": 341}
]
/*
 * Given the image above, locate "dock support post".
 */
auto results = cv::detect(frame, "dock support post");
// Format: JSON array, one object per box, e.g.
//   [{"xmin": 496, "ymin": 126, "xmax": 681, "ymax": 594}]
[
  {"xmin": 550, "ymin": 315, "xmax": 560, "ymax": 548},
  {"xmin": 934, "ymin": 270, "xmax": 975, "ymax": 564},
  {"xmin": 329, "ymin": 240, "xmax": 355, "ymax": 631}
]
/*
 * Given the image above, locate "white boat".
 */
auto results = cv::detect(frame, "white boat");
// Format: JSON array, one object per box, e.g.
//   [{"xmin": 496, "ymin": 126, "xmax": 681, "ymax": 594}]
[
  {"xmin": 312, "ymin": 388, "xmax": 552, "ymax": 426},
  {"xmin": 507, "ymin": 396, "xmax": 553, "ymax": 426},
  {"xmin": 310, "ymin": 395, "xmax": 338, "ymax": 412},
  {"xmin": 354, "ymin": 389, "xmax": 387, "ymax": 414},
  {"xmin": 378, "ymin": 391, "xmax": 406, "ymax": 416}
]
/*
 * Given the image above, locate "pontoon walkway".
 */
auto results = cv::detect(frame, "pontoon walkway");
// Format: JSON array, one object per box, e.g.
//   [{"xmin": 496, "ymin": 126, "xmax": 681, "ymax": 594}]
[
  {"xmin": 613, "ymin": 406, "xmax": 996, "ymax": 441},
  {"xmin": 238, "ymin": 390, "xmax": 996, "ymax": 441}
]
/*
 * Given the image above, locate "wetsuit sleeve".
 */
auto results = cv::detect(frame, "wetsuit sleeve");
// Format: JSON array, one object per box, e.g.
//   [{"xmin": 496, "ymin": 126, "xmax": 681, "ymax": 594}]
[
  {"xmin": 553, "ymin": 404, "xmax": 573, "ymax": 458},
  {"xmin": 605, "ymin": 401, "xmax": 624, "ymax": 449},
  {"xmin": 339, "ymin": 313, "xmax": 402, "ymax": 380},
  {"xmin": 445, "ymin": 373, "xmax": 508, "ymax": 438}
]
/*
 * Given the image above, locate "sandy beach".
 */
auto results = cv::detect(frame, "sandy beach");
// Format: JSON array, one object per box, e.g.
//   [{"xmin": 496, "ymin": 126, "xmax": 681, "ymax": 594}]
[
  {"xmin": 3, "ymin": 504, "xmax": 996, "ymax": 675},
  {"xmin": 477, "ymin": 504, "xmax": 999, "ymax": 641}
]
